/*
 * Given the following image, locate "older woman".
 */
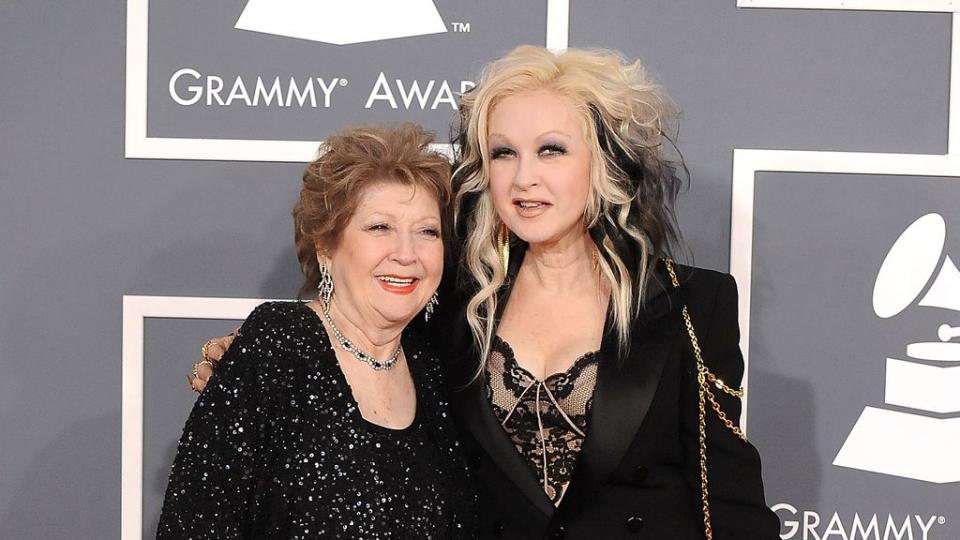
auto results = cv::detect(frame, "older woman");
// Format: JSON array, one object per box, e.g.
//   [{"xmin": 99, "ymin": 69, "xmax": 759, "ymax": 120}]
[
  {"xmin": 159, "ymin": 124, "xmax": 476, "ymax": 539},
  {"xmin": 191, "ymin": 46, "xmax": 779, "ymax": 539}
]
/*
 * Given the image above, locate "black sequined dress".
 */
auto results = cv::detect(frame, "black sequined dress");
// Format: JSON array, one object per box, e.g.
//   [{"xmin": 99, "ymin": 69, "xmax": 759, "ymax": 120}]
[{"xmin": 157, "ymin": 301, "xmax": 477, "ymax": 539}]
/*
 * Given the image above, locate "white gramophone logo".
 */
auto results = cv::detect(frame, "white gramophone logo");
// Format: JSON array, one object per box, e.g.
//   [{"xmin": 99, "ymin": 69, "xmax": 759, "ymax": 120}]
[
  {"xmin": 234, "ymin": 0, "xmax": 447, "ymax": 45},
  {"xmin": 834, "ymin": 213, "xmax": 960, "ymax": 483}
]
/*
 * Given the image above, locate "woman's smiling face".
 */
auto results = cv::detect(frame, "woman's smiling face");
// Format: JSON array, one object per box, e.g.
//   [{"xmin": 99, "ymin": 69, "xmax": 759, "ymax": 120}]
[
  {"xmin": 324, "ymin": 180, "xmax": 443, "ymax": 328},
  {"xmin": 486, "ymin": 88, "xmax": 593, "ymax": 248}
]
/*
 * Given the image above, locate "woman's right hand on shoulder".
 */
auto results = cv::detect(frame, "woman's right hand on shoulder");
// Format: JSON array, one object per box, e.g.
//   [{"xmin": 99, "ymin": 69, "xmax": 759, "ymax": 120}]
[{"xmin": 187, "ymin": 331, "xmax": 237, "ymax": 393}]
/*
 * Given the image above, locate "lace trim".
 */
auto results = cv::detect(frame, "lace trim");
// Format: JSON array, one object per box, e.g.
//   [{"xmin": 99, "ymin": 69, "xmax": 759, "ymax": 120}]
[{"xmin": 486, "ymin": 336, "xmax": 599, "ymax": 504}]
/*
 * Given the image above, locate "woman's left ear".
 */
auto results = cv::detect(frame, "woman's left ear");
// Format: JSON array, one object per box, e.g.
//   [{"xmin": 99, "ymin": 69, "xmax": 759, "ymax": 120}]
[{"xmin": 314, "ymin": 239, "xmax": 329, "ymax": 264}]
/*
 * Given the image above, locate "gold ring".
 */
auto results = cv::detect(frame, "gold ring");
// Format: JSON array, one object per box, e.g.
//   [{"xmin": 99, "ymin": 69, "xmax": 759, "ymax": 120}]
[
  {"xmin": 201, "ymin": 339, "xmax": 218, "ymax": 362},
  {"xmin": 187, "ymin": 370, "xmax": 202, "ymax": 393}
]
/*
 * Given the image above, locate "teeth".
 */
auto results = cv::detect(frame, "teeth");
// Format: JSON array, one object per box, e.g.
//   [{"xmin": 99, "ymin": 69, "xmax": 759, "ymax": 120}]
[
  {"xmin": 518, "ymin": 202, "xmax": 543, "ymax": 208},
  {"xmin": 377, "ymin": 276, "xmax": 415, "ymax": 285}
]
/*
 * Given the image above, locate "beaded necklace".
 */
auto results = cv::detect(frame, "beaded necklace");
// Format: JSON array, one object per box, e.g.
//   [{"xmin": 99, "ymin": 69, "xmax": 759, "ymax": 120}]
[{"xmin": 321, "ymin": 305, "xmax": 401, "ymax": 370}]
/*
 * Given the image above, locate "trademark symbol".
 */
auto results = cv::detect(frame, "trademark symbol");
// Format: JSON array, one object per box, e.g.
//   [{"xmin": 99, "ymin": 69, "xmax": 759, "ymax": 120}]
[
  {"xmin": 451, "ymin": 21, "xmax": 471, "ymax": 33},
  {"xmin": 339, "ymin": 79, "xmax": 348, "ymax": 86},
  {"xmin": 938, "ymin": 516, "xmax": 946, "ymax": 525}
]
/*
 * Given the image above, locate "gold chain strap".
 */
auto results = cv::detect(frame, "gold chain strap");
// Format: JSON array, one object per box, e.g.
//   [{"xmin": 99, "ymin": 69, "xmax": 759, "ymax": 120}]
[{"xmin": 663, "ymin": 259, "xmax": 747, "ymax": 540}]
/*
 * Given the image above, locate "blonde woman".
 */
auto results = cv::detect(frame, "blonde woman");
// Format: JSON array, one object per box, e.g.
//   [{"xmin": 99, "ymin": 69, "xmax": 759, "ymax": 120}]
[
  {"xmin": 190, "ymin": 46, "xmax": 778, "ymax": 539},
  {"xmin": 439, "ymin": 45, "xmax": 777, "ymax": 539}
]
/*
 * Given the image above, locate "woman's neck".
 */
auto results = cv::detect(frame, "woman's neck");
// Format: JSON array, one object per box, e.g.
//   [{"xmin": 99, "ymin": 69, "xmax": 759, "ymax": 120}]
[
  {"xmin": 522, "ymin": 232, "xmax": 599, "ymax": 293},
  {"xmin": 317, "ymin": 299, "xmax": 404, "ymax": 359}
]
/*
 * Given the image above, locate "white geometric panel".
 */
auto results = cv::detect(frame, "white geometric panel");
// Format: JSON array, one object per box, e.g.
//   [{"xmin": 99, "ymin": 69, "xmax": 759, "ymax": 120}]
[
  {"xmin": 833, "ymin": 407, "xmax": 960, "ymax": 483},
  {"xmin": 884, "ymin": 358, "xmax": 960, "ymax": 413},
  {"xmin": 121, "ymin": 295, "xmax": 277, "ymax": 540},
  {"xmin": 124, "ymin": 0, "xmax": 570, "ymax": 162},
  {"xmin": 236, "ymin": 0, "xmax": 448, "ymax": 46},
  {"xmin": 729, "ymin": 5, "xmax": 960, "ymax": 476},
  {"xmin": 738, "ymin": 0, "xmax": 960, "ymax": 11}
]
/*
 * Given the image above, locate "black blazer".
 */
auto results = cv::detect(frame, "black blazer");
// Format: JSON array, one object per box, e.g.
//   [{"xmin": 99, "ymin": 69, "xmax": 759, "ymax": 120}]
[{"xmin": 434, "ymin": 254, "xmax": 779, "ymax": 540}]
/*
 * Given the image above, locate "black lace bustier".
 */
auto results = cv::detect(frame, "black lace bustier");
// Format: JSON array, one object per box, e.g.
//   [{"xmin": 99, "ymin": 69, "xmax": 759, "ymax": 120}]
[{"xmin": 485, "ymin": 335, "xmax": 599, "ymax": 505}]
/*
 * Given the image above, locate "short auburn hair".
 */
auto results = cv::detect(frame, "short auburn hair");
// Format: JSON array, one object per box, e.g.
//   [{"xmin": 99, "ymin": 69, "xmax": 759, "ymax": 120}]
[{"xmin": 293, "ymin": 123, "xmax": 452, "ymax": 297}]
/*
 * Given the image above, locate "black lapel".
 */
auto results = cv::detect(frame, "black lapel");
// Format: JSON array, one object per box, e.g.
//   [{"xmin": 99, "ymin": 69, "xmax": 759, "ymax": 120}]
[
  {"xmin": 449, "ymin": 243, "xmax": 556, "ymax": 516},
  {"xmin": 559, "ymin": 262, "xmax": 687, "ymax": 512},
  {"xmin": 452, "ymin": 376, "xmax": 557, "ymax": 516}
]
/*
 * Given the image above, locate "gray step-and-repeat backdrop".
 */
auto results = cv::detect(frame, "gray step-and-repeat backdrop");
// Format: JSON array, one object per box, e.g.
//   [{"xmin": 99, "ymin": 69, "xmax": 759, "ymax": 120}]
[{"xmin": 1, "ymin": 1, "xmax": 957, "ymax": 538}]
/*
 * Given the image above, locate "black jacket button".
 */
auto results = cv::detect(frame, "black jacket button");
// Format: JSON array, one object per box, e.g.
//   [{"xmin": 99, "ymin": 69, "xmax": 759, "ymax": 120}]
[
  {"xmin": 491, "ymin": 521, "xmax": 504, "ymax": 537},
  {"xmin": 626, "ymin": 516, "xmax": 645, "ymax": 533},
  {"xmin": 634, "ymin": 465, "xmax": 649, "ymax": 482},
  {"xmin": 550, "ymin": 524, "xmax": 567, "ymax": 539}
]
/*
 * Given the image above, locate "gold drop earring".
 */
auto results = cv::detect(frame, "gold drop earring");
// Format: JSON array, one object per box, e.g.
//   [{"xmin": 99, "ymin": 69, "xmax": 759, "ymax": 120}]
[{"xmin": 496, "ymin": 222, "xmax": 510, "ymax": 275}]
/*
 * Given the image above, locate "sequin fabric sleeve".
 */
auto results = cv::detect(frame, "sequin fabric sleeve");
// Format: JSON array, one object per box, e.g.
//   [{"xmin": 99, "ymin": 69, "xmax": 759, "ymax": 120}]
[{"xmin": 156, "ymin": 302, "xmax": 283, "ymax": 539}]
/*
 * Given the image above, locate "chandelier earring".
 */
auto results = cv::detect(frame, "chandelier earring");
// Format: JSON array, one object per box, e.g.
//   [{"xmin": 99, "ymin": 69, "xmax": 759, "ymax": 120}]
[
  {"xmin": 318, "ymin": 263, "xmax": 334, "ymax": 312},
  {"xmin": 425, "ymin": 291, "xmax": 439, "ymax": 322}
]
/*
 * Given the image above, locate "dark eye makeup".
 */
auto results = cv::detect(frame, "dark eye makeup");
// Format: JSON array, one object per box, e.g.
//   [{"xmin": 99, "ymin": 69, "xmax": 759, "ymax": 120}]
[
  {"xmin": 489, "ymin": 143, "xmax": 567, "ymax": 159},
  {"xmin": 539, "ymin": 143, "xmax": 567, "ymax": 155}
]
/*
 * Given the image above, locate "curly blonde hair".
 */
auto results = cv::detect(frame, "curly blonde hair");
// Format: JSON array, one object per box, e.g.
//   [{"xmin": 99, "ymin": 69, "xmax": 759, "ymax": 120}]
[
  {"xmin": 293, "ymin": 123, "xmax": 452, "ymax": 297},
  {"xmin": 451, "ymin": 45, "xmax": 686, "ymax": 370}
]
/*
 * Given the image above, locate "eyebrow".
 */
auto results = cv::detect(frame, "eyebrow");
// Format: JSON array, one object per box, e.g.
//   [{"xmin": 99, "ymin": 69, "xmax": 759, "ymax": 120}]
[
  {"xmin": 362, "ymin": 211, "xmax": 440, "ymax": 223},
  {"xmin": 488, "ymin": 130, "xmax": 572, "ymax": 141}
]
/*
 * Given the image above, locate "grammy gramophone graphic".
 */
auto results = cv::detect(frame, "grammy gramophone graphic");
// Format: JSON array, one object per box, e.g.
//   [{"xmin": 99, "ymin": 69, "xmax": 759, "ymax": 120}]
[
  {"xmin": 235, "ymin": 0, "xmax": 447, "ymax": 45},
  {"xmin": 834, "ymin": 213, "xmax": 960, "ymax": 483}
]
